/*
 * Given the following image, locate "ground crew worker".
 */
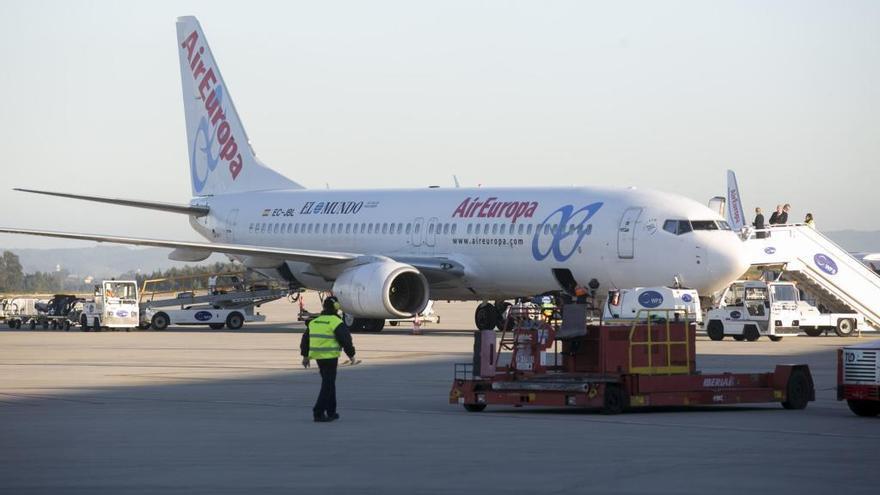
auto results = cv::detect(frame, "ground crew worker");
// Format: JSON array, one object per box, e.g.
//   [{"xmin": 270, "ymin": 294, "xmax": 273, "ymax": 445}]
[
  {"xmin": 300, "ymin": 296, "xmax": 357, "ymax": 422},
  {"xmin": 540, "ymin": 295, "xmax": 555, "ymax": 321}
]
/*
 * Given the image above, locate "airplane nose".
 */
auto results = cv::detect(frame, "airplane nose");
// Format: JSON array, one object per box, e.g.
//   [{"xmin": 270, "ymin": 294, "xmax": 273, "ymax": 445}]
[{"xmin": 707, "ymin": 235, "xmax": 750, "ymax": 292}]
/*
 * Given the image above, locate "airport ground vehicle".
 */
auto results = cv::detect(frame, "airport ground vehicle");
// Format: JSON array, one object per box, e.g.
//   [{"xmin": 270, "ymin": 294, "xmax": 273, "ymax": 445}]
[
  {"xmin": 79, "ymin": 281, "xmax": 140, "ymax": 331},
  {"xmin": 603, "ymin": 286, "xmax": 701, "ymax": 323},
  {"xmin": 2, "ymin": 298, "xmax": 39, "ymax": 329},
  {"xmin": 451, "ymin": 303, "xmax": 814, "ymax": 413},
  {"xmin": 139, "ymin": 273, "xmax": 286, "ymax": 330},
  {"xmin": 705, "ymin": 280, "xmax": 861, "ymax": 341},
  {"xmin": 837, "ymin": 339, "xmax": 880, "ymax": 417}
]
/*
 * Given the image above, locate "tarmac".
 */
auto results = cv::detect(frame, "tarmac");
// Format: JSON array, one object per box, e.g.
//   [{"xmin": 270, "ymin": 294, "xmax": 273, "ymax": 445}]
[{"xmin": 1, "ymin": 295, "xmax": 877, "ymax": 494}]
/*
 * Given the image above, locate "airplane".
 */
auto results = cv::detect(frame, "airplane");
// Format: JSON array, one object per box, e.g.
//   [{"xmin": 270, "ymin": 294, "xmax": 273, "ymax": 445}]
[{"xmin": 0, "ymin": 16, "xmax": 750, "ymax": 332}]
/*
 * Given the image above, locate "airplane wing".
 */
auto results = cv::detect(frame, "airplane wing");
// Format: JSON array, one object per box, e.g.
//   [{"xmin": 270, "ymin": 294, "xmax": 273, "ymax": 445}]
[{"xmin": 0, "ymin": 228, "xmax": 357, "ymax": 265}]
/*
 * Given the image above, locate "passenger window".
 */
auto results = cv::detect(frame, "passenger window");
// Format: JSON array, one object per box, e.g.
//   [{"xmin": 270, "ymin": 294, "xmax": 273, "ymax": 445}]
[
  {"xmin": 527, "ymin": 224, "xmax": 533, "ymax": 235},
  {"xmin": 499, "ymin": 224, "xmax": 506, "ymax": 235},
  {"xmin": 273, "ymin": 223, "xmax": 279, "ymax": 234},
  {"xmin": 397, "ymin": 224, "xmax": 403, "ymax": 234},
  {"xmin": 331, "ymin": 224, "xmax": 337, "ymax": 234},
  {"xmin": 368, "ymin": 224, "xmax": 374, "ymax": 234},
  {"xmin": 406, "ymin": 223, "xmax": 412, "ymax": 235},
  {"xmin": 382, "ymin": 223, "xmax": 389, "ymax": 234},
  {"xmin": 248, "ymin": 223, "xmax": 254, "ymax": 233},
  {"xmin": 443, "ymin": 224, "xmax": 450, "ymax": 235},
  {"xmin": 467, "ymin": 224, "xmax": 473, "ymax": 234},
  {"xmin": 451, "ymin": 224, "xmax": 457, "ymax": 235},
  {"xmin": 322, "ymin": 224, "xmax": 328, "ymax": 234},
  {"xmin": 492, "ymin": 224, "xmax": 499, "ymax": 235},
  {"xmin": 518, "ymin": 224, "xmax": 524, "ymax": 235},
  {"xmin": 414, "ymin": 223, "xmax": 421, "ymax": 234}
]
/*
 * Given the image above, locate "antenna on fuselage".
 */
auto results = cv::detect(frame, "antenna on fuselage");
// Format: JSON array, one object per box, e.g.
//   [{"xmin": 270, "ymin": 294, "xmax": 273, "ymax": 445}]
[{"xmin": 453, "ymin": 175, "xmax": 461, "ymax": 188}]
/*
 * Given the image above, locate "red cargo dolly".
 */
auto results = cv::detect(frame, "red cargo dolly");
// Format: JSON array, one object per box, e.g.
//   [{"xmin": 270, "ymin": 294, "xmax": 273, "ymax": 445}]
[
  {"xmin": 837, "ymin": 339, "xmax": 880, "ymax": 417},
  {"xmin": 450, "ymin": 305, "xmax": 814, "ymax": 414}
]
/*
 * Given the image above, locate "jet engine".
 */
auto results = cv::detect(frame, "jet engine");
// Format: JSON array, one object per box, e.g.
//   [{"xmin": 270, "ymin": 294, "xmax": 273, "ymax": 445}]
[{"xmin": 332, "ymin": 261, "xmax": 429, "ymax": 319}]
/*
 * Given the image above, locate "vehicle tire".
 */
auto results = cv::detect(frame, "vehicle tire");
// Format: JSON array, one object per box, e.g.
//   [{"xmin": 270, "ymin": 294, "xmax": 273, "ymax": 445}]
[
  {"xmin": 362, "ymin": 319, "xmax": 385, "ymax": 332},
  {"xmin": 6, "ymin": 321, "xmax": 13, "ymax": 329},
  {"xmin": 706, "ymin": 320, "xmax": 724, "ymax": 341},
  {"xmin": 93, "ymin": 318, "xmax": 101, "ymax": 332},
  {"xmin": 42, "ymin": 321, "xmax": 49, "ymax": 330},
  {"xmin": 732, "ymin": 335, "xmax": 745, "ymax": 341},
  {"xmin": 151, "ymin": 313, "xmax": 169, "ymax": 331},
  {"xmin": 225, "ymin": 312, "xmax": 244, "ymax": 330},
  {"xmin": 51, "ymin": 320, "xmax": 58, "ymax": 330},
  {"xmin": 803, "ymin": 326, "xmax": 823, "ymax": 337},
  {"xmin": 781, "ymin": 369, "xmax": 812, "ymax": 410},
  {"xmin": 209, "ymin": 323, "xmax": 225, "ymax": 330},
  {"xmin": 63, "ymin": 320, "xmax": 71, "ymax": 332},
  {"xmin": 769, "ymin": 335, "xmax": 783, "ymax": 342},
  {"xmin": 474, "ymin": 303, "xmax": 499, "ymax": 331},
  {"xmin": 81, "ymin": 315, "xmax": 90, "ymax": 332},
  {"xmin": 744, "ymin": 325, "xmax": 760, "ymax": 342},
  {"xmin": 835, "ymin": 318, "xmax": 855, "ymax": 337},
  {"xmin": 463, "ymin": 404, "xmax": 487, "ymax": 413},
  {"xmin": 846, "ymin": 399, "xmax": 880, "ymax": 417},
  {"xmin": 29, "ymin": 320, "xmax": 36, "ymax": 330},
  {"xmin": 601, "ymin": 384, "xmax": 628, "ymax": 415},
  {"xmin": 389, "ymin": 321, "xmax": 398, "ymax": 327}
]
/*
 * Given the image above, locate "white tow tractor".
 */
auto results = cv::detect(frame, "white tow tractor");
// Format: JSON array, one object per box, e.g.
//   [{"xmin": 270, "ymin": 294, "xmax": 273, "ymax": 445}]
[
  {"xmin": 706, "ymin": 280, "xmax": 862, "ymax": 342},
  {"xmin": 79, "ymin": 280, "xmax": 140, "ymax": 331}
]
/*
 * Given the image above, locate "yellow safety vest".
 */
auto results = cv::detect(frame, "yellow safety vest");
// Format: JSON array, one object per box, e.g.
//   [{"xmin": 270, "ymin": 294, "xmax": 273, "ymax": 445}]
[{"xmin": 308, "ymin": 315, "xmax": 342, "ymax": 360}]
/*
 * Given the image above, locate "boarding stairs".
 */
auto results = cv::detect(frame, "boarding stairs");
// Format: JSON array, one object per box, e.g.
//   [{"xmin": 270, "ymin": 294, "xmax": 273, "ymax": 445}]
[{"xmin": 743, "ymin": 225, "xmax": 880, "ymax": 330}]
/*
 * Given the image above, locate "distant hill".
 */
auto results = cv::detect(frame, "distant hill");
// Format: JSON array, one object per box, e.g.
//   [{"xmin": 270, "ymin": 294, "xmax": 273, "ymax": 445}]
[
  {"xmin": 11, "ymin": 246, "xmax": 224, "ymax": 279},
  {"xmin": 825, "ymin": 230, "xmax": 880, "ymax": 253}
]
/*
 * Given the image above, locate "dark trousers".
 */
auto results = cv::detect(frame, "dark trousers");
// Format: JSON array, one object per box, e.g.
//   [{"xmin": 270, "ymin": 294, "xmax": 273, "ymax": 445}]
[{"xmin": 313, "ymin": 358, "xmax": 338, "ymax": 417}]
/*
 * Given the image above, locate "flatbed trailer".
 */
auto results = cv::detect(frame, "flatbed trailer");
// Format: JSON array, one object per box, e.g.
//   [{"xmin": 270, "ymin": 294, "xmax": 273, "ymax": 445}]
[{"xmin": 451, "ymin": 305, "xmax": 814, "ymax": 414}]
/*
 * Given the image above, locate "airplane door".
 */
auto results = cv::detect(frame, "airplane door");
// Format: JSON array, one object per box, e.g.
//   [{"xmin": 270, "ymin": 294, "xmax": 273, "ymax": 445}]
[
  {"xmin": 225, "ymin": 209, "xmax": 239, "ymax": 243},
  {"xmin": 617, "ymin": 207, "xmax": 642, "ymax": 259},
  {"xmin": 426, "ymin": 217, "xmax": 438, "ymax": 247},
  {"xmin": 411, "ymin": 217, "xmax": 424, "ymax": 247}
]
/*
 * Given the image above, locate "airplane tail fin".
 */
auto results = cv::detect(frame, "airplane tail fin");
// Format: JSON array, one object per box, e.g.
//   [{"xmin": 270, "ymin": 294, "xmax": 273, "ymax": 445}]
[
  {"xmin": 176, "ymin": 16, "xmax": 303, "ymax": 196},
  {"xmin": 726, "ymin": 169, "xmax": 746, "ymax": 231}
]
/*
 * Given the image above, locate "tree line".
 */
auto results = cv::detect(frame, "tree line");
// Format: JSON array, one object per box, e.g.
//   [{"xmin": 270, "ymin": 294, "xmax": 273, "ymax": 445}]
[{"xmin": 0, "ymin": 250, "xmax": 243, "ymax": 294}]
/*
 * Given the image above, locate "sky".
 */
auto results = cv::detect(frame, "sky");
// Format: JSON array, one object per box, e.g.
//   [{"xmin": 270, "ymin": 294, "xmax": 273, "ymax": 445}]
[{"xmin": 0, "ymin": 0, "xmax": 877, "ymax": 249}]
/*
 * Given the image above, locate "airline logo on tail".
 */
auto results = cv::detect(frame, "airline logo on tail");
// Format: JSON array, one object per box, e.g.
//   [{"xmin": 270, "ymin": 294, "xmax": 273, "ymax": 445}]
[{"xmin": 180, "ymin": 30, "xmax": 243, "ymax": 193}]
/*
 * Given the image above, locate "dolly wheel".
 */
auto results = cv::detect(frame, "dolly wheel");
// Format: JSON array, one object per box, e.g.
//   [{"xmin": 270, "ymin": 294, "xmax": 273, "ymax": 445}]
[
  {"xmin": 846, "ymin": 399, "xmax": 880, "ymax": 417},
  {"xmin": 601, "ymin": 385, "xmax": 628, "ymax": 415},
  {"xmin": 732, "ymin": 335, "xmax": 745, "ymax": 341},
  {"xmin": 209, "ymin": 323, "xmax": 225, "ymax": 330},
  {"xmin": 781, "ymin": 369, "xmax": 811, "ymax": 410},
  {"xmin": 769, "ymin": 336, "xmax": 783, "ymax": 342},
  {"xmin": 463, "ymin": 404, "xmax": 487, "ymax": 413},
  {"xmin": 707, "ymin": 321, "xmax": 724, "ymax": 341}
]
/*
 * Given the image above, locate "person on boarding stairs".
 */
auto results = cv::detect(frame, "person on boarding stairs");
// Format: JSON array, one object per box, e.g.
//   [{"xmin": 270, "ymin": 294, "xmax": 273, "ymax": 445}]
[
  {"xmin": 753, "ymin": 207, "xmax": 766, "ymax": 239},
  {"xmin": 778, "ymin": 204, "xmax": 790, "ymax": 224},
  {"xmin": 804, "ymin": 213, "xmax": 815, "ymax": 229},
  {"xmin": 768, "ymin": 204, "xmax": 783, "ymax": 226}
]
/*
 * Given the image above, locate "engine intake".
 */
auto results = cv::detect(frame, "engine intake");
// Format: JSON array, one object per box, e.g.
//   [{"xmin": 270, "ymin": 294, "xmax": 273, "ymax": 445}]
[{"xmin": 332, "ymin": 261, "xmax": 429, "ymax": 319}]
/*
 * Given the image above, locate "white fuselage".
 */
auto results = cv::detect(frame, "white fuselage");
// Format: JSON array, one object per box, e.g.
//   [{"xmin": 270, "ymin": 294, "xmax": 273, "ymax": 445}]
[{"xmin": 189, "ymin": 185, "xmax": 750, "ymax": 301}]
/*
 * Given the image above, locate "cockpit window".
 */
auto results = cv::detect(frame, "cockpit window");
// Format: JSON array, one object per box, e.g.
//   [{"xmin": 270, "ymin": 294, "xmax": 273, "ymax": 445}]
[
  {"xmin": 663, "ymin": 220, "xmax": 692, "ymax": 235},
  {"xmin": 717, "ymin": 221, "xmax": 732, "ymax": 230},
  {"xmin": 690, "ymin": 220, "xmax": 719, "ymax": 231}
]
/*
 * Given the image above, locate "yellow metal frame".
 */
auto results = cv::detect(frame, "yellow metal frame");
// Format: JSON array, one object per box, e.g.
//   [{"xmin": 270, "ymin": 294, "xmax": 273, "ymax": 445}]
[{"xmin": 625, "ymin": 309, "xmax": 692, "ymax": 375}]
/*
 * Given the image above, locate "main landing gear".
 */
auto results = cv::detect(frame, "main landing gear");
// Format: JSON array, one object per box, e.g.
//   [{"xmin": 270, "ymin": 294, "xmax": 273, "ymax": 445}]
[{"xmin": 474, "ymin": 301, "xmax": 509, "ymax": 331}]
